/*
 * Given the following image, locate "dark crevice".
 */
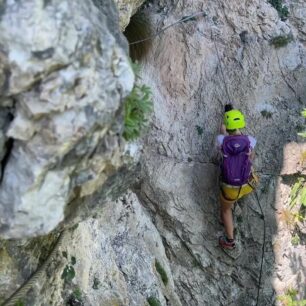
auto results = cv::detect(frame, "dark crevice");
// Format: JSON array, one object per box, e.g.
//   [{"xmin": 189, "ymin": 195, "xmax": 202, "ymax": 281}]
[
  {"xmin": 0, "ymin": 137, "xmax": 13, "ymax": 183},
  {"xmin": 123, "ymin": 8, "xmax": 153, "ymax": 61}
]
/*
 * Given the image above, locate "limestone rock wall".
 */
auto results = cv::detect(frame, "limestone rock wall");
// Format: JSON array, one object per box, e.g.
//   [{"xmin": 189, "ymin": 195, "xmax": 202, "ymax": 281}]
[
  {"xmin": 136, "ymin": 0, "xmax": 306, "ymax": 305},
  {"xmin": 0, "ymin": 0, "xmax": 135, "ymax": 239},
  {"xmin": 0, "ymin": 0, "xmax": 306, "ymax": 305},
  {"xmin": 113, "ymin": 0, "xmax": 145, "ymax": 29}
]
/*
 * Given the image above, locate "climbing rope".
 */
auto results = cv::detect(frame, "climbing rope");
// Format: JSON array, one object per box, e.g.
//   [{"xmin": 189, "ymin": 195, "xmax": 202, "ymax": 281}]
[
  {"xmin": 253, "ymin": 190, "xmax": 266, "ymax": 306},
  {"xmin": 129, "ymin": 11, "xmax": 207, "ymax": 45},
  {"xmin": 1, "ymin": 231, "xmax": 67, "ymax": 306}
]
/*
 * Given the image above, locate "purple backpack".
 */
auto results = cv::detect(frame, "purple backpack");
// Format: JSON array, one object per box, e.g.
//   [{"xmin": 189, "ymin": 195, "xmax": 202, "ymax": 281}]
[{"xmin": 221, "ymin": 135, "xmax": 252, "ymax": 186}]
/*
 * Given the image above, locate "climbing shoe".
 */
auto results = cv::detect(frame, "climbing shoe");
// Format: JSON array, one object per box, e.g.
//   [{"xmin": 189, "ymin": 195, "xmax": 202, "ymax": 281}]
[{"xmin": 219, "ymin": 236, "xmax": 235, "ymax": 250}]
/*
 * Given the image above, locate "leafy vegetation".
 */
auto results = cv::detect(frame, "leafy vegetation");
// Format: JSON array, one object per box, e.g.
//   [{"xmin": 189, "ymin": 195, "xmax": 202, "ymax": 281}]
[
  {"xmin": 291, "ymin": 233, "xmax": 300, "ymax": 246},
  {"xmin": 147, "ymin": 296, "xmax": 162, "ymax": 306},
  {"xmin": 61, "ymin": 253, "xmax": 77, "ymax": 283},
  {"xmin": 196, "ymin": 125, "xmax": 204, "ymax": 136},
  {"xmin": 66, "ymin": 287, "xmax": 84, "ymax": 306},
  {"xmin": 72, "ymin": 288, "xmax": 82, "ymax": 300},
  {"xmin": 15, "ymin": 300, "xmax": 25, "ymax": 306},
  {"xmin": 289, "ymin": 178, "xmax": 306, "ymax": 210},
  {"xmin": 289, "ymin": 109, "xmax": 306, "ymax": 226},
  {"xmin": 123, "ymin": 62, "xmax": 153, "ymax": 141},
  {"xmin": 280, "ymin": 170, "xmax": 306, "ymax": 231},
  {"xmin": 282, "ymin": 110, "xmax": 306, "ymax": 245},
  {"xmin": 268, "ymin": 0, "xmax": 289, "ymax": 20},
  {"xmin": 92, "ymin": 277, "xmax": 100, "ymax": 290},
  {"xmin": 278, "ymin": 288, "xmax": 306, "ymax": 306},
  {"xmin": 155, "ymin": 259, "xmax": 168, "ymax": 286},
  {"xmin": 270, "ymin": 35, "xmax": 293, "ymax": 48},
  {"xmin": 260, "ymin": 110, "xmax": 273, "ymax": 118},
  {"xmin": 61, "ymin": 265, "xmax": 76, "ymax": 283}
]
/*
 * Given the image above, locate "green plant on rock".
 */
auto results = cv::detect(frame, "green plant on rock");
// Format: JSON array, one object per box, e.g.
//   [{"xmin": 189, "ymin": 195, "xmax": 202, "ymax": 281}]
[
  {"xmin": 290, "ymin": 110, "xmax": 306, "ymax": 212},
  {"xmin": 291, "ymin": 233, "xmax": 300, "ymax": 246},
  {"xmin": 298, "ymin": 109, "xmax": 306, "ymax": 138},
  {"xmin": 282, "ymin": 171, "xmax": 306, "ymax": 231},
  {"xmin": 155, "ymin": 259, "xmax": 168, "ymax": 286},
  {"xmin": 268, "ymin": 0, "xmax": 289, "ymax": 20},
  {"xmin": 147, "ymin": 296, "xmax": 162, "ymax": 306},
  {"xmin": 62, "ymin": 265, "xmax": 76, "ymax": 283},
  {"xmin": 66, "ymin": 287, "xmax": 84, "ymax": 306},
  {"xmin": 270, "ymin": 35, "xmax": 293, "ymax": 48},
  {"xmin": 72, "ymin": 287, "xmax": 82, "ymax": 300},
  {"xmin": 196, "ymin": 125, "xmax": 204, "ymax": 136},
  {"xmin": 283, "ymin": 109, "xmax": 306, "ymax": 244},
  {"xmin": 92, "ymin": 277, "xmax": 100, "ymax": 290},
  {"xmin": 260, "ymin": 110, "xmax": 273, "ymax": 118},
  {"xmin": 61, "ymin": 253, "xmax": 77, "ymax": 283},
  {"xmin": 123, "ymin": 62, "xmax": 153, "ymax": 141},
  {"xmin": 15, "ymin": 300, "xmax": 25, "ymax": 306},
  {"xmin": 278, "ymin": 288, "xmax": 306, "ymax": 306}
]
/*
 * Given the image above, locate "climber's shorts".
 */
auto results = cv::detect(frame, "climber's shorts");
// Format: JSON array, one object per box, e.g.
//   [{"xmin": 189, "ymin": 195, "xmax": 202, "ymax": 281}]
[{"xmin": 220, "ymin": 173, "xmax": 259, "ymax": 206}]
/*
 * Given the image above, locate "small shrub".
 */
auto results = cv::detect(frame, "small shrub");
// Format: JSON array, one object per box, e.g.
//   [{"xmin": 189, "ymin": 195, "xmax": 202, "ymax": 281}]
[
  {"xmin": 298, "ymin": 109, "xmax": 306, "ymax": 138},
  {"xmin": 278, "ymin": 288, "xmax": 306, "ymax": 306},
  {"xmin": 66, "ymin": 287, "xmax": 84, "ymax": 306},
  {"xmin": 61, "ymin": 252, "xmax": 77, "ymax": 283},
  {"xmin": 15, "ymin": 300, "xmax": 25, "ymax": 306},
  {"xmin": 291, "ymin": 234, "xmax": 300, "ymax": 246},
  {"xmin": 270, "ymin": 35, "xmax": 293, "ymax": 48},
  {"xmin": 155, "ymin": 259, "xmax": 168, "ymax": 286},
  {"xmin": 196, "ymin": 125, "xmax": 204, "ymax": 136},
  {"xmin": 268, "ymin": 0, "xmax": 289, "ymax": 20},
  {"xmin": 123, "ymin": 63, "xmax": 153, "ymax": 141},
  {"xmin": 92, "ymin": 277, "xmax": 100, "ymax": 290},
  {"xmin": 71, "ymin": 256, "xmax": 76, "ymax": 265},
  {"xmin": 61, "ymin": 265, "xmax": 76, "ymax": 283},
  {"xmin": 289, "ymin": 178, "xmax": 306, "ymax": 210},
  {"xmin": 73, "ymin": 288, "xmax": 82, "ymax": 300},
  {"xmin": 147, "ymin": 296, "xmax": 162, "ymax": 306},
  {"xmin": 260, "ymin": 110, "xmax": 273, "ymax": 118}
]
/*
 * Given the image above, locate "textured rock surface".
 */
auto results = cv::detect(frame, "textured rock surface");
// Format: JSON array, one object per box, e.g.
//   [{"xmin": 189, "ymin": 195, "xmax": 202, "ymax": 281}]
[
  {"xmin": 1, "ymin": 0, "xmax": 306, "ymax": 305},
  {"xmin": 0, "ymin": 0, "xmax": 134, "ymax": 239},
  {"xmin": 113, "ymin": 0, "xmax": 145, "ymax": 29},
  {"xmin": 1, "ymin": 193, "xmax": 181, "ymax": 306},
  {"xmin": 136, "ymin": 0, "xmax": 306, "ymax": 305}
]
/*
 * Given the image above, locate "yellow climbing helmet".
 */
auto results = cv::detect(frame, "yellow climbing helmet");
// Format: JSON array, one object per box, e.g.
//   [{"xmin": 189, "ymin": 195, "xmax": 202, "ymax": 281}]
[{"xmin": 224, "ymin": 109, "xmax": 246, "ymax": 130}]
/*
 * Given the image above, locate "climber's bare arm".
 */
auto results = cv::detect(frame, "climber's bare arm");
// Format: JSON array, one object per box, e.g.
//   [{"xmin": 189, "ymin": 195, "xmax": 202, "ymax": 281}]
[
  {"xmin": 250, "ymin": 150, "xmax": 255, "ymax": 161},
  {"xmin": 220, "ymin": 124, "xmax": 227, "ymax": 135}
]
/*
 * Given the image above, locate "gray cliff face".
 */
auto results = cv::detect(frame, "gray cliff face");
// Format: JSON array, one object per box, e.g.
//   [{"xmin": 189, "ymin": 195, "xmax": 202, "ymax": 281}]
[
  {"xmin": 0, "ymin": 0, "xmax": 306, "ymax": 306},
  {"xmin": 0, "ymin": 0, "xmax": 134, "ymax": 239},
  {"xmin": 138, "ymin": 0, "xmax": 306, "ymax": 304}
]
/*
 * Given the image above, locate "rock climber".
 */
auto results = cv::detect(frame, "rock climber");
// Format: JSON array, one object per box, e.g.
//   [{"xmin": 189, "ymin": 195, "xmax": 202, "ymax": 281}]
[{"xmin": 216, "ymin": 104, "xmax": 258, "ymax": 250}]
